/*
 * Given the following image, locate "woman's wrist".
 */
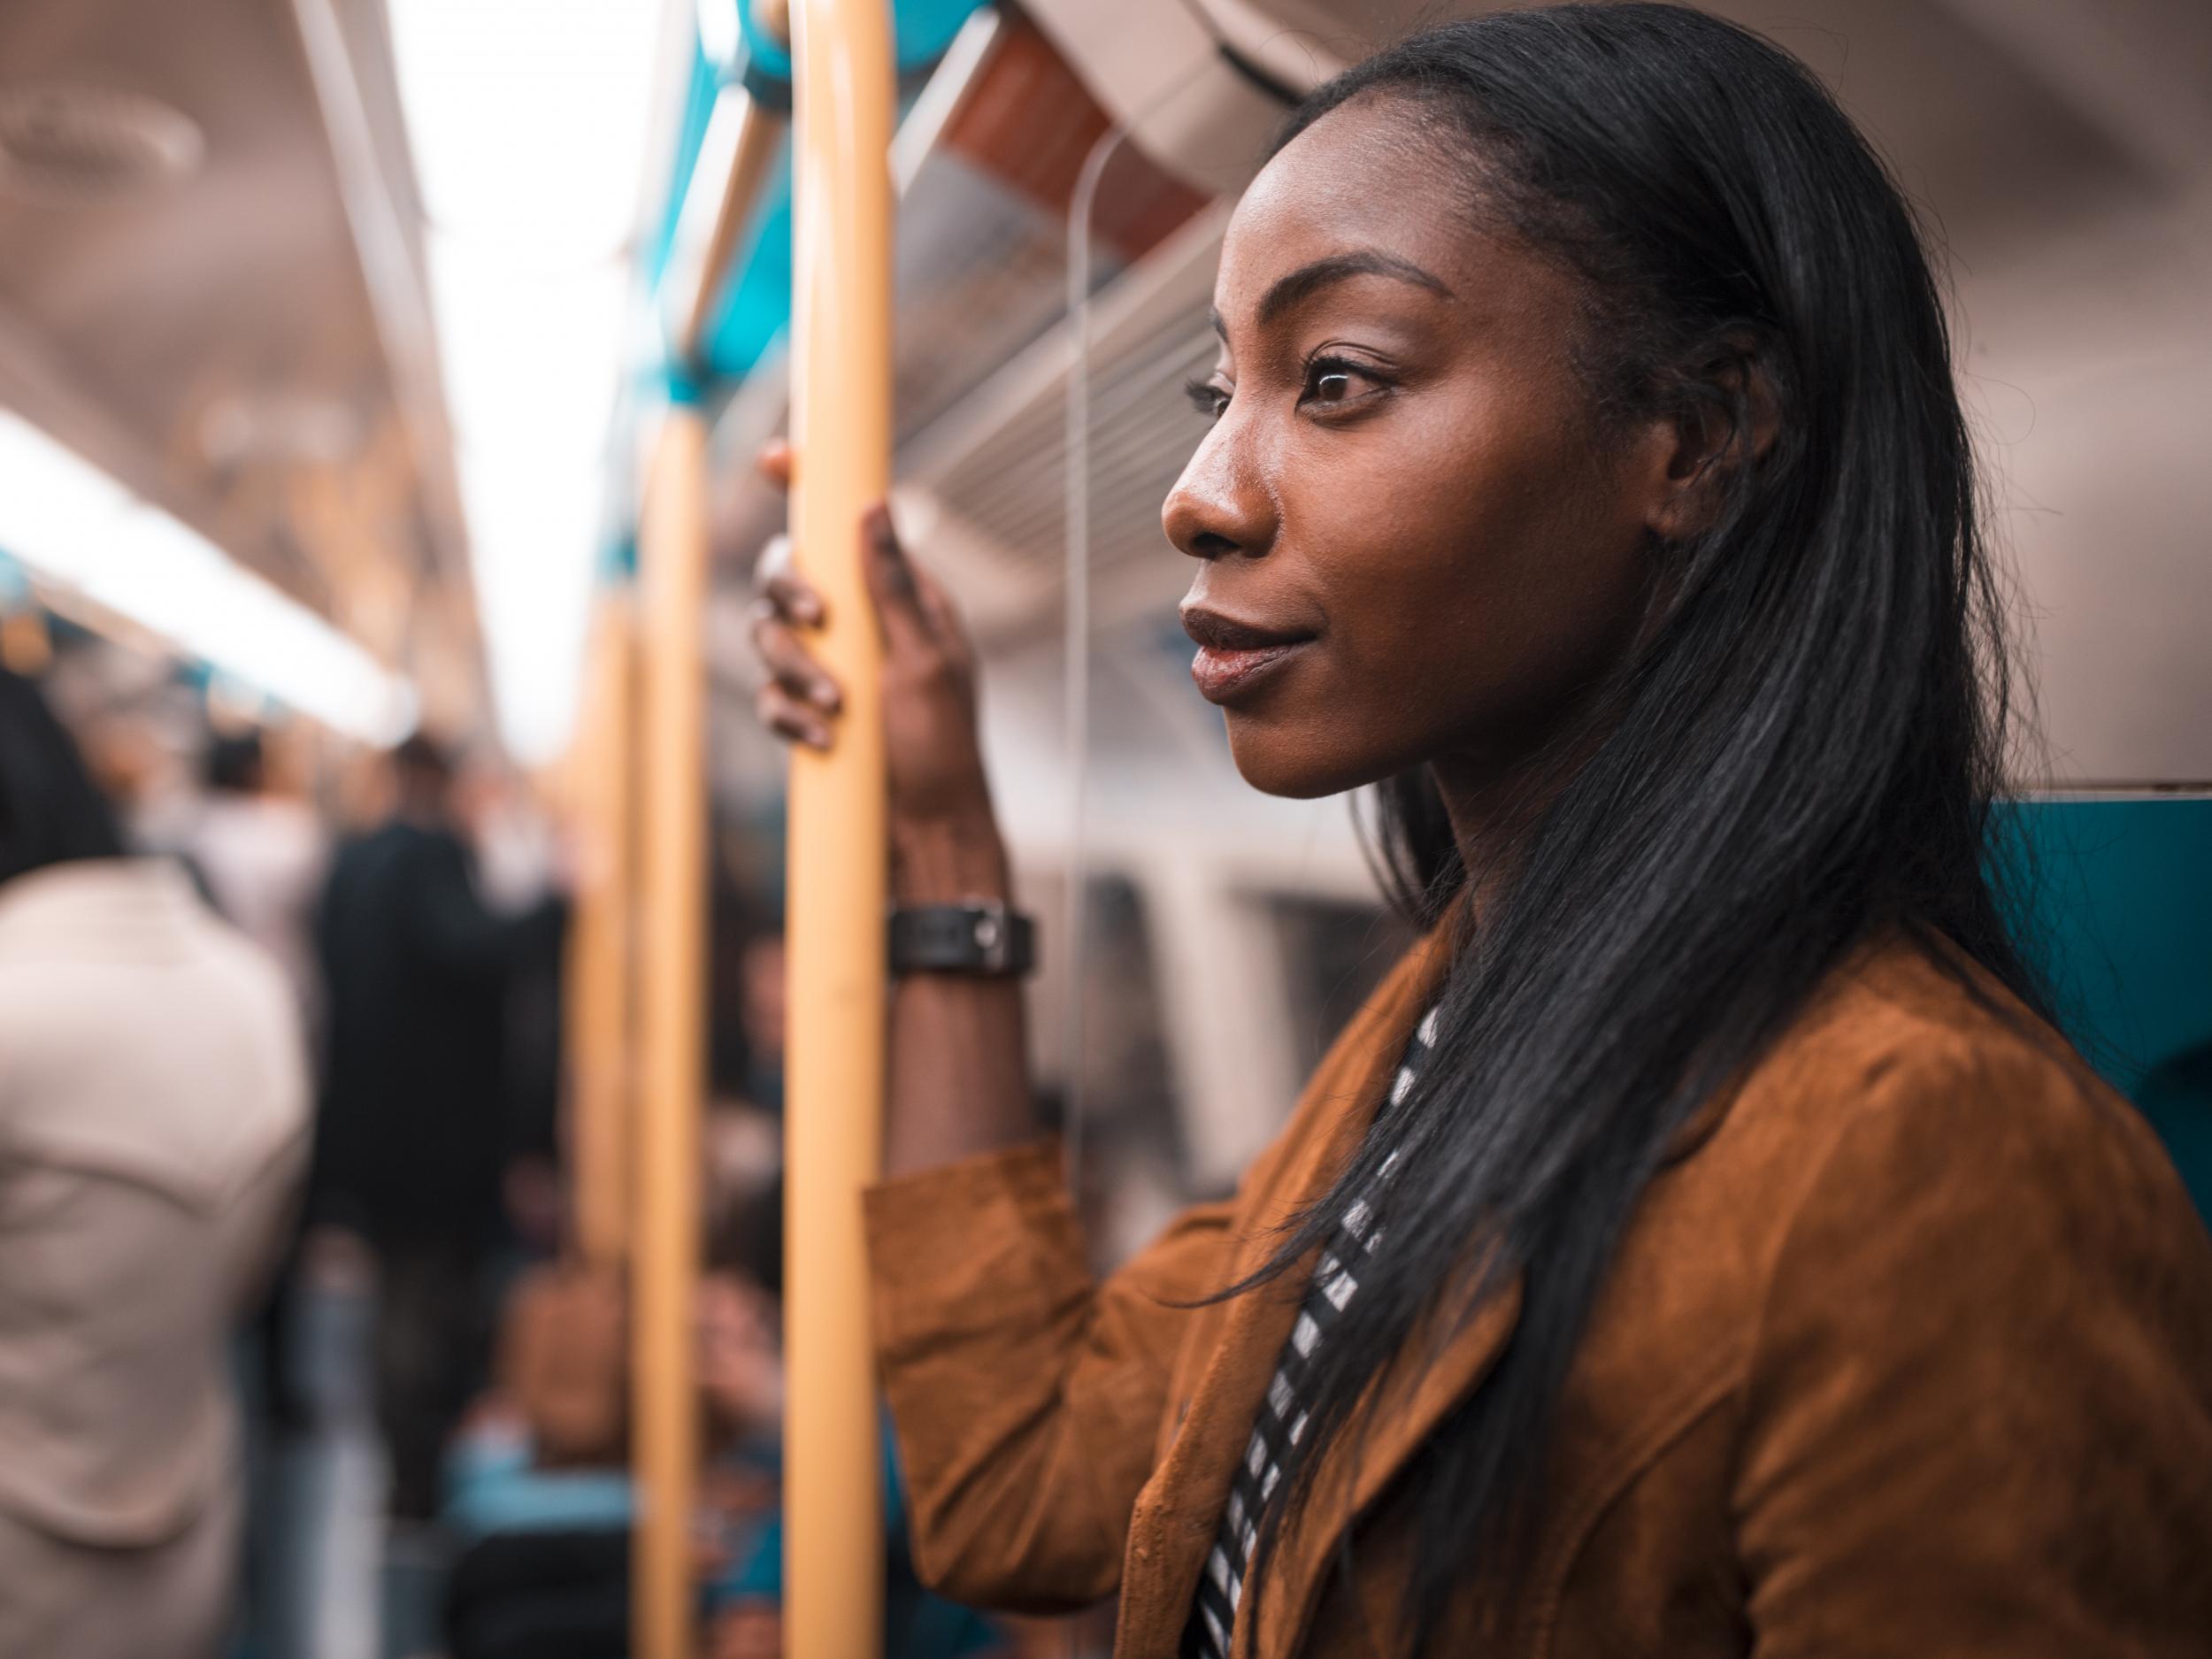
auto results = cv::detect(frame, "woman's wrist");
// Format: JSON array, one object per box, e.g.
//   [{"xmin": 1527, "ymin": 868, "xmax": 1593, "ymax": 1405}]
[{"xmin": 891, "ymin": 809, "xmax": 1010, "ymax": 906}]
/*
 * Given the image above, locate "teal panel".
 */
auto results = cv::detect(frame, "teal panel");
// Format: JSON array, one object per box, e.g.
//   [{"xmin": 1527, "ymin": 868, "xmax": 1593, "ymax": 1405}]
[
  {"xmin": 2001, "ymin": 797, "xmax": 2212, "ymax": 1090},
  {"xmin": 654, "ymin": 1, "xmax": 988, "ymax": 388},
  {"xmin": 699, "ymin": 133, "xmax": 795, "ymax": 381},
  {"xmin": 601, "ymin": 532, "xmax": 639, "ymax": 581},
  {"xmin": 2001, "ymin": 796, "xmax": 2212, "ymax": 1217}
]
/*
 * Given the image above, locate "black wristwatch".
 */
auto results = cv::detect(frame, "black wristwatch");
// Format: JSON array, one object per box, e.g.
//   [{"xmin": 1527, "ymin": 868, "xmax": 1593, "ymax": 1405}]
[{"xmin": 887, "ymin": 901, "xmax": 1036, "ymax": 978}]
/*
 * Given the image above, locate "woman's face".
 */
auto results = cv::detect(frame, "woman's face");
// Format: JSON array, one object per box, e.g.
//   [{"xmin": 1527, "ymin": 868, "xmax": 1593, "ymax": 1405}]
[{"xmin": 1164, "ymin": 97, "xmax": 1676, "ymax": 802}]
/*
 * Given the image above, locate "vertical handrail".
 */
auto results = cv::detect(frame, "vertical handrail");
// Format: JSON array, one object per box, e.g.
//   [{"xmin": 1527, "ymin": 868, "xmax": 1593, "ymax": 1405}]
[
  {"xmin": 1059, "ymin": 126, "xmax": 1124, "ymax": 1192},
  {"xmin": 787, "ymin": 0, "xmax": 895, "ymax": 1655},
  {"xmin": 567, "ymin": 593, "xmax": 637, "ymax": 1269},
  {"xmin": 633, "ymin": 409, "xmax": 710, "ymax": 1659}
]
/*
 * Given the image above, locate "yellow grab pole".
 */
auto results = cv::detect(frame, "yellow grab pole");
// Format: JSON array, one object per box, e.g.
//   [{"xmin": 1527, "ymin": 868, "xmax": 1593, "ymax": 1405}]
[
  {"xmin": 633, "ymin": 410, "xmax": 710, "ymax": 1659},
  {"xmin": 787, "ymin": 0, "xmax": 895, "ymax": 1655},
  {"xmin": 565, "ymin": 594, "xmax": 638, "ymax": 1269}
]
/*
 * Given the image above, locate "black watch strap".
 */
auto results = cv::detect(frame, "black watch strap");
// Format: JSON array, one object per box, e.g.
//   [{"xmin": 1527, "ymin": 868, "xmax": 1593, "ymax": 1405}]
[{"xmin": 887, "ymin": 901, "xmax": 1035, "ymax": 978}]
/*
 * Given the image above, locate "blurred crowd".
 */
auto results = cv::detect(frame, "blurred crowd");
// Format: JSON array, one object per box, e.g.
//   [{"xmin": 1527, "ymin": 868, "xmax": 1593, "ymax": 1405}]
[{"xmin": 0, "ymin": 640, "xmax": 1072, "ymax": 1659}]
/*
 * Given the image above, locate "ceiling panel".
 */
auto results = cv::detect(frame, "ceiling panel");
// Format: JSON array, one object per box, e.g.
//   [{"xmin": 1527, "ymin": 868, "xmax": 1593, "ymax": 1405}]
[{"xmin": 0, "ymin": 0, "xmax": 459, "ymax": 695}]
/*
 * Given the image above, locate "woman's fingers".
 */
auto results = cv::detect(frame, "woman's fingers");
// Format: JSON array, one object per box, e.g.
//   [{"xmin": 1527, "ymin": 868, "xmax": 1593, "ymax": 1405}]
[
  {"xmin": 859, "ymin": 503, "xmax": 939, "ymax": 657},
  {"xmin": 751, "ymin": 604, "xmax": 841, "ymax": 713},
  {"xmin": 756, "ymin": 682, "xmax": 833, "ymax": 751},
  {"xmin": 907, "ymin": 556, "xmax": 974, "ymax": 672},
  {"xmin": 749, "ymin": 499, "xmax": 972, "ymax": 740},
  {"xmin": 758, "ymin": 568, "xmax": 824, "ymax": 627},
  {"xmin": 757, "ymin": 505, "xmax": 939, "ymax": 658},
  {"xmin": 757, "ymin": 439, "xmax": 794, "ymax": 488},
  {"xmin": 751, "ymin": 535, "xmax": 825, "ymax": 625}
]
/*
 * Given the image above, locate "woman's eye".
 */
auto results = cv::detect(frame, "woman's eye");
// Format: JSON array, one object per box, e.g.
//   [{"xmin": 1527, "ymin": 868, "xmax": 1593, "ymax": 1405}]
[
  {"xmin": 1300, "ymin": 357, "xmax": 1379, "ymax": 409},
  {"xmin": 1184, "ymin": 377, "xmax": 1232, "ymax": 420}
]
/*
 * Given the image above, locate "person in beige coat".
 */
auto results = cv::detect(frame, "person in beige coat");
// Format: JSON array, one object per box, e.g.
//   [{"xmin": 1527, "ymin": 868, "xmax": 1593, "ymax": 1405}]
[{"xmin": 0, "ymin": 669, "xmax": 310, "ymax": 1659}]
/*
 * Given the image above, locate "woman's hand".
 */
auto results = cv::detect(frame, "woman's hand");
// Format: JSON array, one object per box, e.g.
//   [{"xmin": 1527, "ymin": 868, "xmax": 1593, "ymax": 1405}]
[
  {"xmin": 751, "ymin": 445, "xmax": 1033, "ymax": 1179},
  {"xmin": 749, "ymin": 442, "xmax": 1007, "ymax": 901}
]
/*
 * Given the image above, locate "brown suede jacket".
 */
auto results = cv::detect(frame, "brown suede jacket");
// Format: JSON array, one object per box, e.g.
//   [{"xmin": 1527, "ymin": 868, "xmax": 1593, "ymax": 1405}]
[{"xmin": 864, "ymin": 931, "xmax": 2212, "ymax": 1658}]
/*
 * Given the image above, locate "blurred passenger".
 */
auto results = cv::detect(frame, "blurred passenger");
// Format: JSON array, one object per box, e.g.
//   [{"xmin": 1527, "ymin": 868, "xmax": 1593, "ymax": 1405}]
[
  {"xmin": 473, "ymin": 770, "xmax": 572, "ymax": 1260},
  {"xmin": 439, "ymin": 1263, "xmax": 631, "ymax": 1659},
  {"xmin": 694, "ymin": 1182, "xmax": 1010, "ymax": 1659},
  {"xmin": 708, "ymin": 867, "xmax": 787, "ymax": 1116},
  {"xmin": 175, "ymin": 729, "xmax": 335, "ymax": 1656},
  {"xmin": 180, "ymin": 728, "xmax": 326, "ymax": 1018},
  {"xmin": 0, "ymin": 669, "xmax": 309, "ymax": 1659},
  {"xmin": 436, "ymin": 1174, "xmax": 1010, "ymax": 1659},
  {"xmin": 311, "ymin": 733, "xmax": 565, "ymax": 1520}
]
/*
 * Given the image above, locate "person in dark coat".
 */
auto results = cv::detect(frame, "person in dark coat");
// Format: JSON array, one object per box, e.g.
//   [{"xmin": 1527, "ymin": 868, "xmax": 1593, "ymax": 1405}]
[{"xmin": 311, "ymin": 734, "xmax": 566, "ymax": 1520}]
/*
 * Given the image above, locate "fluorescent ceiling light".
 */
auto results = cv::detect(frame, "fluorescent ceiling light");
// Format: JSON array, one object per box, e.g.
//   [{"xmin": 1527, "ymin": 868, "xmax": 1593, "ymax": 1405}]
[
  {"xmin": 388, "ymin": 0, "xmax": 668, "ymax": 765},
  {"xmin": 426, "ymin": 241, "xmax": 629, "ymax": 460},
  {"xmin": 0, "ymin": 410, "xmax": 418, "ymax": 743},
  {"xmin": 452, "ymin": 440, "xmax": 606, "ymax": 772},
  {"xmin": 386, "ymin": 0, "xmax": 664, "ymax": 263}
]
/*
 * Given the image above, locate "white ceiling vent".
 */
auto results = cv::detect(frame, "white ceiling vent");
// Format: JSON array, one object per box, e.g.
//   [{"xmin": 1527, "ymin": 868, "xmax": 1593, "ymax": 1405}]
[
  {"xmin": 0, "ymin": 83, "xmax": 204, "ymax": 201},
  {"xmin": 896, "ymin": 202, "xmax": 1230, "ymax": 641}
]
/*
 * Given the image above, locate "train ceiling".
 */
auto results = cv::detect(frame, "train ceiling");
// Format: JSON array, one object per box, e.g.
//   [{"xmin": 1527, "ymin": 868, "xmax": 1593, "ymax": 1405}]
[{"xmin": 0, "ymin": 0, "xmax": 467, "ymax": 736}]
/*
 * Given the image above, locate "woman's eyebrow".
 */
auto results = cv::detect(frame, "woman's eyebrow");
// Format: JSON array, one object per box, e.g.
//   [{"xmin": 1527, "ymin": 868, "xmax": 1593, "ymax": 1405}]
[{"xmin": 1209, "ymin": 250, "xmax": 1455, "ymax": 337}]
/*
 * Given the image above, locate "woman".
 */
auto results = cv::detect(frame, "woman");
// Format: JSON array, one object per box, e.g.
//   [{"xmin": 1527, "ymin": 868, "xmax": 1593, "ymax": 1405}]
[
  {"xmin": 0, "ymin": 669, "xmax": 309, "ymax": 1658},
  {"xmin": 751, "ymin": 8, "xmax": 2212, "ymax": 1655}
]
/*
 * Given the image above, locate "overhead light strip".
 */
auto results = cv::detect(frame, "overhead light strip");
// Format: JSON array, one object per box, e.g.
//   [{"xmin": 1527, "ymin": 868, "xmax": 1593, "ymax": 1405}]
[
  {"xmin": 0, "ymin": 409, "xmax": 418, "ymax": 742},
  {"xmin": 386, "ymin": 0, "xmax": 670, "ymax": 766}
]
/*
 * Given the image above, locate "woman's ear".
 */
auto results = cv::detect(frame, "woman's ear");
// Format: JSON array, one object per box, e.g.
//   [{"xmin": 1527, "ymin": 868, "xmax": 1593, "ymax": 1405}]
[{"xmin": 1647, "ymin": 331, "xmax": 1781, "ymax": 543}]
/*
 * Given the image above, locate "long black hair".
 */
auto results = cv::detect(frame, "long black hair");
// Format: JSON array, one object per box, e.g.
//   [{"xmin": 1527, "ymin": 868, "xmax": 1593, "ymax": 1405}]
[
  {"xmin": 0, "ymin": 667, "xmax": 127, "ymax": 887},
  {"xmin": 1236, "ymin": 6, "xmax": 2044, "ymax": 1650}
]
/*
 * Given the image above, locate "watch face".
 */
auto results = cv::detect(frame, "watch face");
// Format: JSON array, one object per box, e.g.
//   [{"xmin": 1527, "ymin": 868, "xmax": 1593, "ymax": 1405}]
[{"xmin": 889, "ymin": 903, "xmax": 1032, "ymax": 977}]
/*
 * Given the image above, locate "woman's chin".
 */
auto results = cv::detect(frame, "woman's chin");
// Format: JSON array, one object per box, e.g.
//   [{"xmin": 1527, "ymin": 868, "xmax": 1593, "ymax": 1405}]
[{"xmin": 1222, "ymin": 721, "xmax": 1378, "ymax": 802}]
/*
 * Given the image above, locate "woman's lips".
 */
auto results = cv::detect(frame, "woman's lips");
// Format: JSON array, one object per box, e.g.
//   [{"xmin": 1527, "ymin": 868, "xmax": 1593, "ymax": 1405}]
[
  {"xmin": 1180, "ymin": 605, "xmax": 1317, "ymax": 705},
  {"xmin": 1189, "ymin": 638, "xmax": 1311, "ymax": 703}
]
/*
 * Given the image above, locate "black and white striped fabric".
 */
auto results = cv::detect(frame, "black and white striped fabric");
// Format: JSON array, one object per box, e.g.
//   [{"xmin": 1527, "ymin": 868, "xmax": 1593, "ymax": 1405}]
[{"xmin": 1182, "ymin": 1005, "xmax": 1440, "ymax": 1659}]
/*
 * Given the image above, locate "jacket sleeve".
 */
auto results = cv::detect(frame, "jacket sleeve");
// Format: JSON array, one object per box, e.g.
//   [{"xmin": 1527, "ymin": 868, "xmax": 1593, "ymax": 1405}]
[
  {"xmin": 864, "ymin": 1138, "xmax": 1238, "ymax": 1611},
  {"xmin": 1736, "ymin": 1039, "xmax": 2212, "ymax": 1658}
]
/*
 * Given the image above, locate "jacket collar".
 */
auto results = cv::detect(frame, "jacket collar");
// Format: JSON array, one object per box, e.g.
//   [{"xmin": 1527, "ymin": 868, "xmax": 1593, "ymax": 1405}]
[{"xmin": 1118, "ymin": 919, "xmax": 1527, "ymax": 1659}]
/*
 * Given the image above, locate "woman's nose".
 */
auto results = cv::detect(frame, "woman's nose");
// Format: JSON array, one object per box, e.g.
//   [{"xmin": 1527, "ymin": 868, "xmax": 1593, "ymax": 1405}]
[{"xmin": 1163, "ymin": 425, "xmax": 1275, "ymax": 561}]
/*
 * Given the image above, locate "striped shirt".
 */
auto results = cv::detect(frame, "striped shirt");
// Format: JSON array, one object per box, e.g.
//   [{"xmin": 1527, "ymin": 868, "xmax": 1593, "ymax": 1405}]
[{"xmin": 1182, "ymin": 1006, "xmax": 1440, "ymax": 1659}]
